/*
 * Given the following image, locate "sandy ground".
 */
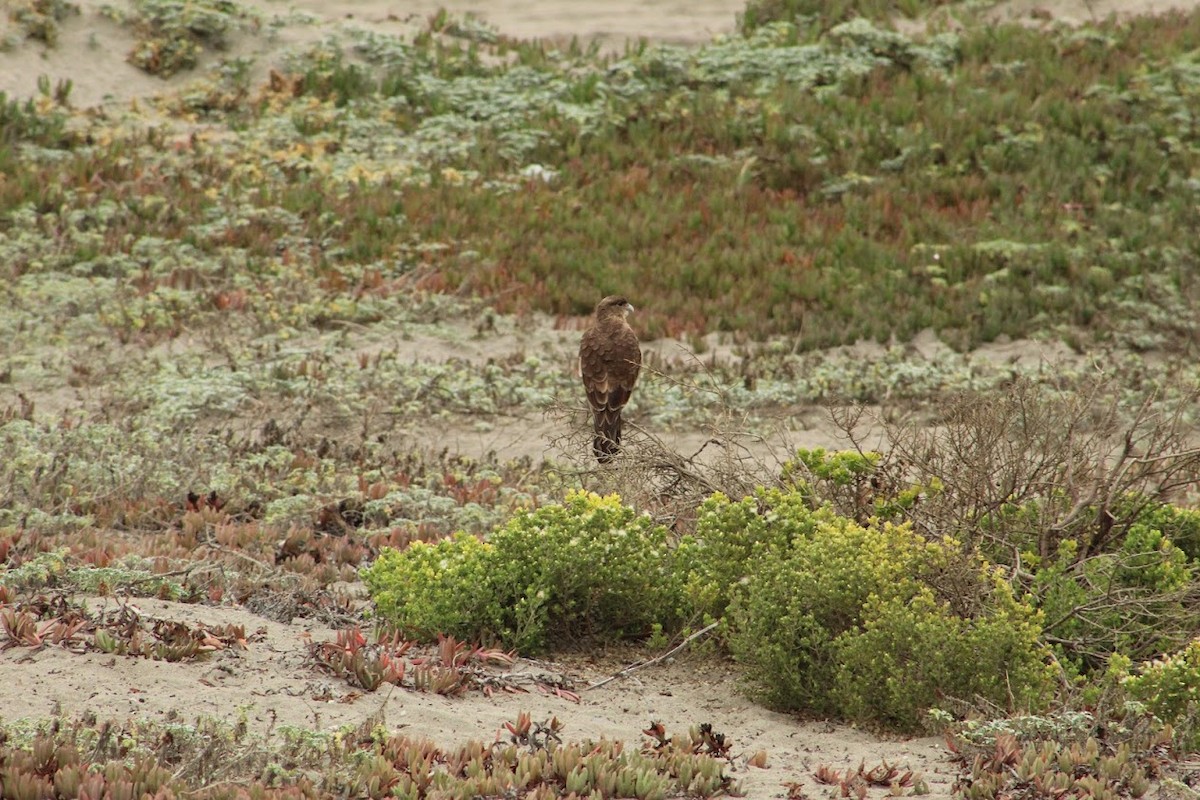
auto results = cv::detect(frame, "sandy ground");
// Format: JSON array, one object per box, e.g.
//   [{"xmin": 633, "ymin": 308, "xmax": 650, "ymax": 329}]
[
  {"xmin": 2, "ymin": 0, "xmax": 1197, "ymax": 795},
  {"xmin": 0, "ymin": 0, "xmax": 748, "ymax": 109},
  {"xmin": 984, "ymin": 0, "xmax": 1199, "ymax": 24},
  {"xmin": 0, "ymin": 597, "xmax": 957, "ymax": 798}
]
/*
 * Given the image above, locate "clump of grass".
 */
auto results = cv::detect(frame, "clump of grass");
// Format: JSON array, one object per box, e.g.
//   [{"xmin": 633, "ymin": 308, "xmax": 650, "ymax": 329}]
[
  {"xmin": 102, "ymin": 0, "xmax": 260, "ymax": 76},
  {"xmin": 5, "ymin": 0, "xmax": 80, "ymax": 47},
  {"xmin": 0, "ymin": 84, "xmax": 72, "ymax": 149}
]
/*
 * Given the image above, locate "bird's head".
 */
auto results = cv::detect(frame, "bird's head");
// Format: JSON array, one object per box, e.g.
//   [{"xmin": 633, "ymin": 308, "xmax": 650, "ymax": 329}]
[{"xmin": 596, "ymin": 295, "xmax": 635, "ymax": 320}]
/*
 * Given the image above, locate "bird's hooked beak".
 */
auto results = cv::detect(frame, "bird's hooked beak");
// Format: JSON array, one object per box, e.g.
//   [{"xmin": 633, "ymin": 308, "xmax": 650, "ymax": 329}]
[{"xmin": 624, "ymin": 302, "xmax": 635, "ymax": 315}]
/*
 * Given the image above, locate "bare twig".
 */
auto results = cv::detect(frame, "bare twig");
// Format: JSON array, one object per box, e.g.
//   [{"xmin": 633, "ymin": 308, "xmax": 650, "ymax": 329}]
[{"xmin": 585, "ymin": 621, "xmax": 720, "ymax": 691}]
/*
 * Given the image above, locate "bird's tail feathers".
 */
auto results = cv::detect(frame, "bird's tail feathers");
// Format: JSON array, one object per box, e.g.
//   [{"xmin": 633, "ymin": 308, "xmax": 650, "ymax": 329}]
[{"xmin": 592, "ymin": 409, "xmax": 623, "ymax": 464}]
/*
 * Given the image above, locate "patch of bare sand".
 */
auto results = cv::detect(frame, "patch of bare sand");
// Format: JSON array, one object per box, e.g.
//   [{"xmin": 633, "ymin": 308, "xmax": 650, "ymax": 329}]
[
  {"xmin": 986, "ymin": 0, "xmax": 1199, "ymax": 24},
  {"xmin": 285, "ymin": 0, "xmax": 743, "ymax": 50},
  {"xmin": 0, "ymin": 0, "xmax": 745, "ymax": 109},
  {"xmin": 0, "ymin": 597, "xmax": 956, "ymax": 798}
]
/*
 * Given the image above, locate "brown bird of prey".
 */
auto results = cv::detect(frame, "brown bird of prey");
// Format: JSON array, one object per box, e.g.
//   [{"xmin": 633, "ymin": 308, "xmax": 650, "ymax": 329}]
[{"xmin": 579, "ymin": 295, "xmax": 642, "ymax": 463}]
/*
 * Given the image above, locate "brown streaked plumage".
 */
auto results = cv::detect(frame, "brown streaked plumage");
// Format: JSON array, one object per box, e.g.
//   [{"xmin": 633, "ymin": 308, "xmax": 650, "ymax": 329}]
[{"xmin": 579, "ymin": 295, "xmax": 641, "ymax": 463}]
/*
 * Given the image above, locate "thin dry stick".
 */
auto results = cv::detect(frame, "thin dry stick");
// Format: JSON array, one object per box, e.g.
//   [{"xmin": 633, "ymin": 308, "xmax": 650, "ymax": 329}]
[
  {"xmin": 201, "ymin": 543, "xmax": 280, "ymax": 575},
  {"xmin": 584, "ymin": 621, "xmax": 720, "ymax": 691}
]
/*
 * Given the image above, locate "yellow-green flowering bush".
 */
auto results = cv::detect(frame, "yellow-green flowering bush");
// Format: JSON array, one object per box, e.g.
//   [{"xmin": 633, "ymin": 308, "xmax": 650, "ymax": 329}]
[
  {"xmin": 781, "ymin": 448, "xmax": 880, "ymax": 489},
  {"xmin": 834, "ymin": 582, "xmax": 1053, "ymax": 731},
  {"xmin": 674, "ymin": 488, "xmax": 814, "ymax": 621},
  {"xmin": 725, "ymin": 509, "xmax": 944, "ymax": 710},
  {"xmin": 365, "ymin": 483, "xmax": 1059, "ymax": 731},
  {"xmin": 1030, "ymin": 523, "xmax": 1193, "ymax": 673},
  {"xmin": 363, "ymin": 491, "xmax": 681, "ymax": 652},
  {"xmin": 1124, "ymin": 640, "xmax": 1200, "ymax": 751},
  {"xmin": 484, "ymin": 490, "xmax": 681, "ymax": 652},
  {"xmin": 362, "ymin": 533, "xmax": 500, "ymax": 642},
  {"xmin": 724, "ymin": 502, "xmax": 1053, "ymax": 730}
]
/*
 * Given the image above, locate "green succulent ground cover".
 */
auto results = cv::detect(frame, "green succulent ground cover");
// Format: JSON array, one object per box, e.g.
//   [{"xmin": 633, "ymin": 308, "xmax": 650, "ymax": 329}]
[
  {"xmin": 5, "ymin": 2, "xmax": 1200, "ymax": 346},
  {"xmin": 0, "ymin": 711, "xmax": 742, "ymax": 800},
  {"xmin": 402, "ymin": 11, "xmax": 1200, "ymax": 346},
  {"xmin": 5, "ymin": 0, "xmax": 1200, "ymax": 795}
]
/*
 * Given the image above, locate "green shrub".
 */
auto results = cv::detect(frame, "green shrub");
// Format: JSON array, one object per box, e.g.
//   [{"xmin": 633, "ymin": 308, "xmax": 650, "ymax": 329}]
[
  {"xmin": 366, "ymin": 482, "xmax": 1076, "ymax": 732},
  {"xmin": 724, "ymin": 502, "xmax": 1052, "ymax": 730},
  {"xmin": 1030, "ymin": 525, "xmax": 1194, "ymax": 673},
  {"xmin": 674, "ymin": 488, "xmax": 813, "ymax": 621},
  {"xmin": 782, "ymin": 448, "xmax": 880, "ymax": 487},
  {"xmin": 834, "ymin": 583, "xmax": 1054, "ymax": 731},
  {"xmin": 725, "ymin": 506, "xmax": 945, "ymax": 711},
  {"xmin": 1134, "ymin": 504, "xmax": 1200, "ymax": 563},
  {"xmin": 779, "ymin": 447, "xmax": 941, "ymax": 523},
  {"xmin": 363, "ymin": 491, "xmax": 680, "ymax": 652},
  {"xmin": 0, "ymin": 90, "xmax": 71, "ymax": 148},
  {"xmin": 361, "ymin": 533, "xmax": 500, "ymax": 642},
  {"xmin": 1124, "ymin": 640, "xmax": 1200, "ymax": 751},
  {"xmin": 484, "ymin": 490, "xmax": 681, "ymax": 652}
]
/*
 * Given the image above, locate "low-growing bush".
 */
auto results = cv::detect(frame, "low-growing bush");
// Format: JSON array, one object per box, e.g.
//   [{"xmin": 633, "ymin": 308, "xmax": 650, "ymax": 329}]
[
  {"xmin": 722, "ymin": 497, "xmax": 1053, "ymax": 730},
  {"xmin": 1124, "ymin": 639, "xmax": 1200, "ymax": 752},
  {"xmin": 871, "ymin": 379, "xmax": 1200, "ymax": 564},
  {"xmin": 362, "ymin": 532, "xmax": 500, "ymax": 642},
  {"xmin": 366, "ymin": 482, "xmax": 1057, "ymax": 730},
  {"xmin": 831, "ymin": 381, "xmax": 1200, "ymax": 675},
  {"xmin": 363, "ymin": 491, "xmax": 680, "ymax": 652},
  {"xmin": 1030, "ymin": 525, "xmax": 1195, "ymax": 674},
  {"xmin": 484, "ymin": 490, "xmax": 681, "ymax": 651},
  {"xmin": 834, "ymin": 584, "xmax": 1053, "ymax": 731},
  {"xmin": 674, "ymin": 488, "xmax": 814, "ymax": 621}
]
